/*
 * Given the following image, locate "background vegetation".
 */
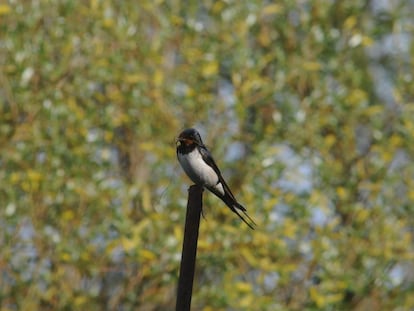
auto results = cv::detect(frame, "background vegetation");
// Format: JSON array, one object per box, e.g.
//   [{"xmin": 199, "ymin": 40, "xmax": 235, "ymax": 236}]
[{"xmin": 1, "ymin": 0, "xmax": 413, "ymax": 310}]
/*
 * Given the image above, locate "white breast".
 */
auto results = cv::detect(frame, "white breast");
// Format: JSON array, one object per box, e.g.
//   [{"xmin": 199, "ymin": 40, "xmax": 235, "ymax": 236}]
[{"xmin": 178, "ymin": 149, "xmax": 220, "ymax": 188}]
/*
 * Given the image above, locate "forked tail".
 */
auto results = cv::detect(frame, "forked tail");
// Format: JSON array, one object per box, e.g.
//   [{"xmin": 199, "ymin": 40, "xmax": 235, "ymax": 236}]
[
  {"xmin": 223, "ymin": 194, "xmax": 256, "ymax": 230},
  {"xmin": 233, "ymin": 201, "xmax": 256, "ymax": 230}
]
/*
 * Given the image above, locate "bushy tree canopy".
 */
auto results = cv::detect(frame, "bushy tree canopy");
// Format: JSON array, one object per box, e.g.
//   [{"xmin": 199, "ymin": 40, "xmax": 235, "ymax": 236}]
[{"xmin": 1, "ymin": 1, "xmax": 413, "ymax": 310}]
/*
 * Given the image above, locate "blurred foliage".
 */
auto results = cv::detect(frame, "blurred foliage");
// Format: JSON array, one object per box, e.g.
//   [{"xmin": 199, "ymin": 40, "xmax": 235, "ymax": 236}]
[{"xmin": 1, "ymin": 0, "xmax": 414, "ymax": 310}]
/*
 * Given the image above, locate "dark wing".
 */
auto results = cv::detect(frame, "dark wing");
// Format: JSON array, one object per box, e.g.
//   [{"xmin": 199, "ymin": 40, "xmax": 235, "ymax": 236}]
[
  {"xmin": 198, "ymin": 145, "xmax": 256, "ymax": 229},
  {"xmin": 197, "ymin": 145, "xmax": 221, "ymax": 175},
  {"xmin": 197, "ymin": 145, "xmax": 237, "ymax": 199}
]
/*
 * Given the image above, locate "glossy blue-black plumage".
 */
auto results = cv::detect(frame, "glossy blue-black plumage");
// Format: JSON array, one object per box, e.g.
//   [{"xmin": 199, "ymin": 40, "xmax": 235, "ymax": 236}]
[{"xmin": 177, "ymin": 128, "xmax": 255, "ymax": 229}]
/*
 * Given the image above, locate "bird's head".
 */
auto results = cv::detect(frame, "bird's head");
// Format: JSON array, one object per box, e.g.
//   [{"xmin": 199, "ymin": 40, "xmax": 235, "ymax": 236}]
[{"xmin": 176, "ymin": 128, "xmax": 204, "ymax": 147}]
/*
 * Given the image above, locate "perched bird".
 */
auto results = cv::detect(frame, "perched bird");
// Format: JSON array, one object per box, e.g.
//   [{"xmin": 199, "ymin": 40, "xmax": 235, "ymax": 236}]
[{"xmin": 176, "ymin": 128, "xmax": 255, "ymax": 229}]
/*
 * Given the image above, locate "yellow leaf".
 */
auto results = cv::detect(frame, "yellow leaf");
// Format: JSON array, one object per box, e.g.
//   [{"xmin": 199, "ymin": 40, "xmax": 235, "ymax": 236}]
[
  {"xmin": 171, "ymin": 15, "xmax": 183, "ymax": 26},
  {"xmin": 336, "ymin": 187, "xmax": 348, "ymax": 200},
  {"xmin": 235, "ymin": 282, "xmax": 252, "ymax": 293},
  {"xmin": 67, "ymin": 97, "xmax": 85, "ymax": 119},
  {"xmin": 107, "ymin": 87, "xmax": 122, "ymax": 102},
  {"xmin": 121, "ymin": 237, "xmax": 136, "ymax": 252},
  {"xmin": 348, "ymin": 89, "xmax": 367, "ymax": 105},
  {"xmin": 141, "ymin": 249, "xmax": 156, "ymax": 260},
  {"xmin": 284, "ymin": 263, "xmax": 297, "ymax": 272},
  {"xmin": 74, "ymin": 296, "xmax": 88, "ymax": 307},
  {"xmin": 254, "ymin": 232, "xmax": 269, "ymax": 246},
  {"xmin": 408, "ymin": 189, "xmax": 414, "ymax": 201},
  {"xmin": 60, "ymin": 252, "xmax": 71, "ymax": 262},
  {"xmin": 186, "ymin": 86, "xmax": 195, "ymax": 97},
  {"xmin": 27, "ymin": 169, "xmax": 42, "ymax": 182},
  {"xmin": 62, "ymin": 210, "xmax": 75, "ymax": 221},
  {"xmin": 26, "ymin": 169, "xmax": 43, "ymax": 191},
  {"xmin": 259, "ymin": 257, "xmax": 275, "ymax": 271},
  {"xmin": 80, "ymin": 251, "xmax": 91, "ymax": 261},
  {"xmin": 90, "ymin": 0, "xmax": 99, "ymax": 10},
  {"xmin": 258, "ymin": 28, "xmax": 271, "ymax": 47},
  {"xmin": 344, "ymin": 16, "xmax": 357, "ymax": 30},
  {"xmin": 10, "ymin": 172, "xmax": 20, "ymax": 184},
  {"xmin": 197, "ymin": 239, "xmax": 209, "ymax": 251},
  {"xmin": 104, "ymin": 130, "xmax": 113, "ymax": 142},
  {"xmin": 153, "ymin": 70, "xmax": 164, "ymax": 86},
  {"xmin": 21, "ymin": 181, "xmax": 31, "ymax": 192},
  {"xmin": 310, "ymin": 287, "xmax": 326, "ymax": 307},
  {"xmin": 382, "ymin": 151, "xmax": 393, "ymax": 163},
  {"xmin": 103, "ymin": 18, "xmax": 114, "ymax": 28},
  {"xmin": 139, "ymin": 141, "xmax": 156, "ymax": 152},
  {"xmin": 282, "ymin": 219, "xmax": 297, "ymax": 239},
  {"xmin": 364, "ymin": 105, "xmax": 383, "ymax": 116},
  {"xmin": 240, "ymin": 294, "xmax": 254, "ymax": 308},
  {"xmin": 302, "ymin": 61, "xmax": 321, "ymax": 71},
  {"xmin": 0, "ymin": 4, "xmax": 11, "ymax": 15},
  {"xmin": 362, "ymin": 35, "xmax": 374, "ymax": 46},
  {"xmin": 241, "ymin": 248, "xmax": 257, "ymax": 266},
  {"xmin": 261, "ymin": 4, "xmax": 283, "ymax": 16},
  {"xmin": 202, "ymin": 62, "xmax": 218, "ymax": 77},
  {"xmin": 212, "ymin": 1, "xmax": 225, "ymax": 13},
  {"xmin": 124, "ymin": 74, "xmax": 144, "ymax": 84},
  {"xmin": 112, "ymin": 111, "xmax": 130, "ymax": 127},
  {"xmin": 326, "ymin": 293, "xmax": 344, "ymax": 304},
  {"xmin": 355, "ymin": 208, "xmax": 369, "ymax": 223},
  {"xmin": 390, "ymin": 134, "xmax": 403, "ymax": 147},
  {"xmin": 324, "ymin": 134, "xmax": 336, "ymax": 148}
]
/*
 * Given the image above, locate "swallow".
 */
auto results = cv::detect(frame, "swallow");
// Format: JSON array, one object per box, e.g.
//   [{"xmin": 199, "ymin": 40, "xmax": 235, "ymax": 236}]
[{"xmin": 176, "ymin": 128, "xmax": 256, "ymax": 229}]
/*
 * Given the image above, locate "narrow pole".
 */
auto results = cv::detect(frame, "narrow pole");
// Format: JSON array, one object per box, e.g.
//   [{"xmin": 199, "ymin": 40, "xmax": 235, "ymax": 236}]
[{"xmin": 176, "ymin": 185, "xmax": 203, "ymax": 311}]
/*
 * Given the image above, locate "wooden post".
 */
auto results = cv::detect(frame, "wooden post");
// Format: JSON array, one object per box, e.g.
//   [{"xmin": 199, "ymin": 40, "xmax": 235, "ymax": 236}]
[{"xmin": 176, "ymin": 185, "xmax": 203, "ymax": 311}]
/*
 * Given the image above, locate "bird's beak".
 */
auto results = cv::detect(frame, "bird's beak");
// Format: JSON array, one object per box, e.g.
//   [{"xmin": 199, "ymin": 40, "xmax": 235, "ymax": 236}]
[{"xmin": 176, "ymin": 137, "xmax": 193, "ymax": 145}]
